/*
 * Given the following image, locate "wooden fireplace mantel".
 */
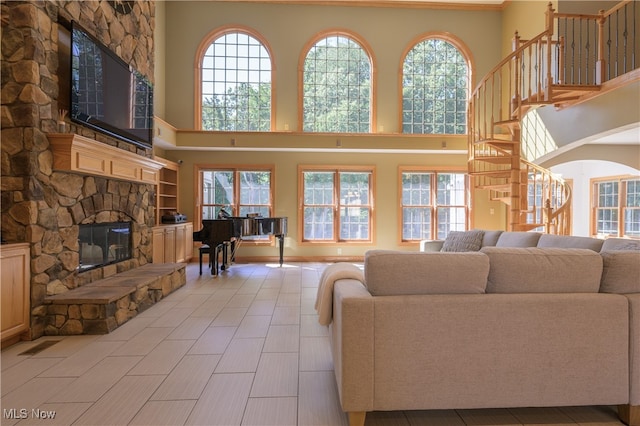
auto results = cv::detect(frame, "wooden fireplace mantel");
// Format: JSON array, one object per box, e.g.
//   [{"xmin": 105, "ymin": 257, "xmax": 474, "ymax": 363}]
[{"xmin": 48, "ymin": 133, "xmax": 164, "ymax": 185}]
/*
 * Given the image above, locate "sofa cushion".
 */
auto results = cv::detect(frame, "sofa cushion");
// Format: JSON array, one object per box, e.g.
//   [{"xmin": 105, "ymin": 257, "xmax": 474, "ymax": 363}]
[
  {"xmin": 601, "ymin": 238, "xmax": 640, "ymax": 251},
  {"xmin": 441, "ymin": 230, "xmax": 484, "ymax": 252},
  {"xmin": 537, "ymin": 234, "xmax": 604, "ymax": 251},
  {"xmin": 364, "ymin": 250, "xmax": 489, "ymax": 296},
  {"xmin": 495, "ymin": 231, "xmax": 542, "ymax": 247},
  {"xmin": 481, "ymin": 230, "xmax": 504, "ymax": 247},
  {"xmin": 481, "ymin": 247, "xmax": 603, "ymax": 293},
  {"xmin": 600, "ymin": 250, "xmax": 640, "ymax": 294}
]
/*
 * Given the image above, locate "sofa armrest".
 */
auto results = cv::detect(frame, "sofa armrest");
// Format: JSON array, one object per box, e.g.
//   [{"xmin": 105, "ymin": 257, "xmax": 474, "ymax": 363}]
[
  {"xmin": 419, "ymin": 239, "xmax": 444, "ymax": 252},
  {"xmin": 628, "ymin": 293, "xmax": 640, "ymax": 406},
  {"xmin": 329, "ymin": 279, "xmax": 374, "ymax": 413}
]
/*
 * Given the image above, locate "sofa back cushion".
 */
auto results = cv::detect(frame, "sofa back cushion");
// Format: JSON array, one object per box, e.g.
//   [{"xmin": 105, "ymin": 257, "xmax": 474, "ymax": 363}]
[
  {"xmin": 601, "ymin": 238, "xmax": 640, "ymax": 251},
  {"xmin": 364, "ymin": 250, "xmax": 489, "ymax": 296},
  {"xmin": 495, "ymin": 231, "xmax": 542, "ymax": 247},
  {"xmin": 537, "ymin": 234, "xmax": 604, "ymax": 251},
  {"xmin": 600, "ymin": 250, "xmax": 640, "ymax": 294},
  {"xmin": 481, "ymin": 247, "xmax": 603, "ymax": 293},
  {"xmin": 482, "ymin": 230, "xmax": 504, "ymax": 247}
]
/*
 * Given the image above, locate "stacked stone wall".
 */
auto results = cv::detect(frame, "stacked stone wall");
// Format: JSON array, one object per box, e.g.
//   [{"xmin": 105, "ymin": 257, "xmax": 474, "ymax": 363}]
[{"xmin": 1, "ymin": 0, "xmax": 155, "ymax": 339}]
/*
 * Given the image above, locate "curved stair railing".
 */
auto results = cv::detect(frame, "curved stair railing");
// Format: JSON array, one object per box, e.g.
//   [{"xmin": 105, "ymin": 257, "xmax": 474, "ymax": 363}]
[{"xmin": 468, "ymin": 1, "xmax": 637, "ymax": 234}]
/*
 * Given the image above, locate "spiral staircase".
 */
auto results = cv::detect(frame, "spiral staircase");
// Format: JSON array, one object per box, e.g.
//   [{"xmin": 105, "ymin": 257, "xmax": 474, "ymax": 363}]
[{"xmin": 468, "ymin": 1, "xmax": 638, "ymax": 234}]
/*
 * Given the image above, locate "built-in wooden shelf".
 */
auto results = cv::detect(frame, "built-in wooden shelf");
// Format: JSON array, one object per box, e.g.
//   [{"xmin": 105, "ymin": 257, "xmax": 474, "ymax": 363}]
[
  {"xmin": 154, "ymin": 156, "xmax": 181, "ymax": 226},
  {"xmin": 48, "ymin": 133, "xmax": 164, "ymax": 184}
]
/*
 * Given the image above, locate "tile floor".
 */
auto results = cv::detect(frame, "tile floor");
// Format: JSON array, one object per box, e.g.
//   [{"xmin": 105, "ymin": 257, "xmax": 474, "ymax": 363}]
[{"xmin": 1, "ymin": 262, "xmax": 625, "ymax": 426}]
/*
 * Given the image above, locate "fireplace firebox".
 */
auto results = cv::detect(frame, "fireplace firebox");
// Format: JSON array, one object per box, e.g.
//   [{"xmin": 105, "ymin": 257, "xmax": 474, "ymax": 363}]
[{"xmin": 78, "ymin": 222, "xmax": 132, "ymax": 271}]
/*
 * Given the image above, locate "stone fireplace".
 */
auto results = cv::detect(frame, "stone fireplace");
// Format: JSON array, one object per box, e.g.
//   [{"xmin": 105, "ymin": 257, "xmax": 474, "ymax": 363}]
[
  {"xmin": 29, "ymin": 166, "xmax": 156, "ymax": 335},
  {"xmin": 1, "ymin": 0, "xmax": 156, "ymax": 339}
]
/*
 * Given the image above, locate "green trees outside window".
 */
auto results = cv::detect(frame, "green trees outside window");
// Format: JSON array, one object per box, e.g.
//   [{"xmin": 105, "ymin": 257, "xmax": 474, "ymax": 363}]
[
  {"xmin": 402, "ymin": 39, "xmax": 468, "ymax": 134},
  {"xmin": 201, "ymin": 32, "xmax": 272, "ymax": 131},
  {"xmin": 303, "ymin": 35, "xmax": 371, "ymax": 133}
]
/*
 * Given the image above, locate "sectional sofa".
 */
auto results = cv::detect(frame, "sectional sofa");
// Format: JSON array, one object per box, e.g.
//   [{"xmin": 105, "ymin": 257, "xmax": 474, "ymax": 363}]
[{"xmin": 322, "ymin": 233, "xmax": 640, "ymax": 426}]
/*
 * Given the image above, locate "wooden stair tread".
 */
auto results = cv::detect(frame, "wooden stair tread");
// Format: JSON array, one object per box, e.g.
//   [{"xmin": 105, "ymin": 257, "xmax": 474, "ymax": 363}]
[
  {"xmin": 551, "ymin": 83, "xmax": 601, "ymax": 92},
  {"xmin": 474, "ymin": 140, "xmax": 516, "ymax": 149},
  {"xmin": 517, "ymin": 223, "xmax": 545, "ymax": 231},
  {"xmin": 491, "ymin": 196, "xmax": 511, "ymax": 205},
  {"xmin": 469, "ymin": 170, "xmax": 511, "ymax": 177},
  {"xmin": 494, "ymin": 119, "xmax": 520, "ymax": 129},
  {"xmin": 479, "ymin": 183, "xmax": 512, "ymax": 191},
  {"xmin": 475, "ymin": 156, "xmax": 513, "ymax": 164}
]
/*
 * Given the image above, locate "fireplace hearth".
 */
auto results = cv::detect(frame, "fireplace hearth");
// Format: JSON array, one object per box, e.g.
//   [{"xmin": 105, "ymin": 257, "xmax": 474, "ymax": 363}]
[{"xmin": 78, "ymin": 222, "xmax": 132, "ymax": 271}]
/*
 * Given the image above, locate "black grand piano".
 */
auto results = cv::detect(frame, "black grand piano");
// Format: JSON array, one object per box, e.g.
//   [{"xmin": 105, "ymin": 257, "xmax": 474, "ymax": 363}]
[{"xmin": 193, "ymin": 216, "xmax": 288, "ymax": 276}]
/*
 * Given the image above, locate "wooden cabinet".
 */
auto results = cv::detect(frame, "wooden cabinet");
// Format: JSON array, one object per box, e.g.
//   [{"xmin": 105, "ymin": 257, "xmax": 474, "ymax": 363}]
[
  {"xmin": 184, "ymin": 222, "xmax": 194, "ymax": 261},
  {"xmin": 152, "ymin": 223, "xmax": 193, "ymax": 263},
  {"xmin": 154, "ymin": 156, "xmax": 180, "ymax": 226},
  {"xmin": 1, "ymin": 243, "xmax": 30, "ymax": 344},
  {"xmin": 152, "ymin": 227, "xmax": 165, "ymax": 264},
  {"xmin": 163, "ymin": 226, "xmax": 176, "ymax": 262}
]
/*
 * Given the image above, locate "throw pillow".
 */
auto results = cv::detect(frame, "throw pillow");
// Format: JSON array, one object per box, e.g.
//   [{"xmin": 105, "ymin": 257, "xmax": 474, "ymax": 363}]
[{"xmin": 441, "ymin": 230, "xmax": 484, "ymax": 252}]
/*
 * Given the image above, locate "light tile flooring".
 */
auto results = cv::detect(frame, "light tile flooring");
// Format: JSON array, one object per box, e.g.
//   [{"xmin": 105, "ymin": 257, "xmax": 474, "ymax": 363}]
[{"xmin": 1, "ymin": 262, "xmax": 625, "ymax": 426}]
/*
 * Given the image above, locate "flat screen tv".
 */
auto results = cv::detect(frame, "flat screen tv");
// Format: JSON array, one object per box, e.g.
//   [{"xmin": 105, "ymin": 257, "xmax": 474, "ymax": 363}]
[{"xmin": 70, "ymin": 21, "xmax": 153, "ymax": 149}]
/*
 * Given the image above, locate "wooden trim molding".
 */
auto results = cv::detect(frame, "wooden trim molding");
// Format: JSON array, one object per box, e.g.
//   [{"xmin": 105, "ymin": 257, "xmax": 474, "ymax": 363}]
[{"xmin": 48, "ymin": 133, "xmax": 164, "ymax": 184}]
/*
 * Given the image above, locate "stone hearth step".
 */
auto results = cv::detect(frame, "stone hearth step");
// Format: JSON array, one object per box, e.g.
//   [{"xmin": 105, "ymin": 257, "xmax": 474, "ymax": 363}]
[{"xmin": 44, "ymin": 263, "xmax": 186, "ymax": 335}]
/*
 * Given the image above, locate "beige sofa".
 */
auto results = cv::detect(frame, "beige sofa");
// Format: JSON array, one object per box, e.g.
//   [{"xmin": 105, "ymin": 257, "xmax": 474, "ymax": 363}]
[{"xmin": 326, "ymin": 247, "xmax": 640, "ymax": 426}]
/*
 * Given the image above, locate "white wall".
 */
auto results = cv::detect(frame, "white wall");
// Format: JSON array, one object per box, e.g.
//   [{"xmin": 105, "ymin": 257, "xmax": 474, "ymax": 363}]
[{"xmin": 551, "ymin": 160, "xmax": 640, "ymax": 237}]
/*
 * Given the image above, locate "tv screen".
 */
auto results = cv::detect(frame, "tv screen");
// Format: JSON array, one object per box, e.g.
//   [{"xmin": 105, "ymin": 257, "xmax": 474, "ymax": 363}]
[{"xmin": 70, "ymin": 22, "xmax": 153, "ymax": 149}]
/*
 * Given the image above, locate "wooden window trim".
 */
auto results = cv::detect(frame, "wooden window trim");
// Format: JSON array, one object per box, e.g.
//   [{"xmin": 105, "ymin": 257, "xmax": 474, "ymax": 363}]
[
  {"xmin": 194, "ymin": 163, "xmax": 276, "ymax": 246},
  {"xmin": 193, "ymin": 25, "xmax": 276, "ymax": 131},
  {"xmin": 590, "ymin": 174, "xmax": 640, "ymax": 238},
  {"xmin": 398, "ymin": 166, "xmax": 469, "ymax": 245},
  {"xmin": 298, "ymin": 164, "xmax": 376, "ymax": 245},
  {"xmin": 398, "ymin": 32, "xmax": 475, "ymax": 135},
  {"xmin": 297, "ymin": 28, "xmax": 377, "ymax": 133}
]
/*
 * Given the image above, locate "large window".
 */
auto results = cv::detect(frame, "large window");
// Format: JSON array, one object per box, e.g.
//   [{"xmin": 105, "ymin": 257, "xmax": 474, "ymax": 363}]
[
  {"xmin": 302, "ymin": 33, "xmax": 372, "ymax": 132},
  {"xmin": 400, "ymin": 169, "xmax": 469, "ymax": 241},
  {"xmin": 402, "ymin": 37, "xmax": 469, "ymax": 134},
  {"xmin": 592, "ymin": 177, "xmax": 640, "ymax": 238},
  {"xmin": 199, "ymin": 29, "xmax": 272, "ymax": 131},
  {"xmin": 197, "ymin": 166, "xmax": 274, "ymax": 242},
  {"xmin": 299, "ymin": 166, "xmax": 374, "ymax": 243}
]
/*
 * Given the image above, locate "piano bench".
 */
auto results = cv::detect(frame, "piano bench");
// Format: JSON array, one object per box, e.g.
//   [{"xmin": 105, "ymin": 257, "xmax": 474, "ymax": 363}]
[
  {"xmin": 199, "ymin": 242, "xmax": 230, "ymax": 276},
  {"xmin": 199, "ymin": 244, "xmax": 210, "ymax": 275}
]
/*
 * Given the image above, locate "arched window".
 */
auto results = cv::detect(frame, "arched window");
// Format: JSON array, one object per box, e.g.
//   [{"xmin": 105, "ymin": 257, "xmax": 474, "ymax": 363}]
[
  {"xmin": 301, "ymin": 32, "xmax": 373, "ymax": 133},
  {"xmin": 402, "ymin": 36, "xmax": 469, "ymax": 134},
  {"xmin": 197, "ymin": 28, "xmax": 273, "ymax": 131}
]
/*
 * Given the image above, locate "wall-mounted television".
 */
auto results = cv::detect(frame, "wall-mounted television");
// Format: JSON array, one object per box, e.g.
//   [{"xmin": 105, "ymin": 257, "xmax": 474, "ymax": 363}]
[{"xmin": 70, "ymin": 21, "xmax": 153, "ymax": 149}]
